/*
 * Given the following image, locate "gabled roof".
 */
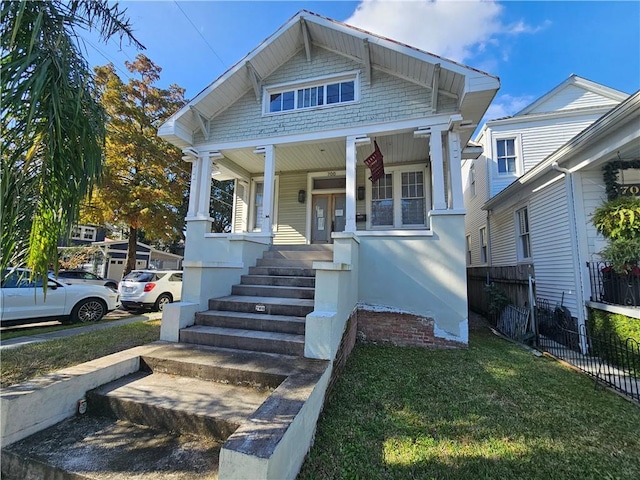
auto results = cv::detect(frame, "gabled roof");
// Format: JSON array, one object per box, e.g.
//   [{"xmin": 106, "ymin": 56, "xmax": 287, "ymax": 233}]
[
  {"xmin": 483, "ymin": 90, "xmax": 640, "ymax": 212},
  {"xmin": 159, "ymin": 10, "xmax": 499, "ymax": 149},
  {"xmin": 514, "ymin": 74, "xmax": 628, "ymax": 116}
]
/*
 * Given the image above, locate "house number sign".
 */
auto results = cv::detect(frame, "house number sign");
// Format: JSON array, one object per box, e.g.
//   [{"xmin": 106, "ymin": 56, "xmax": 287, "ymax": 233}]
[{"xmin": 620, "ymin": 184, "xmax": 640, "ymax": 196}]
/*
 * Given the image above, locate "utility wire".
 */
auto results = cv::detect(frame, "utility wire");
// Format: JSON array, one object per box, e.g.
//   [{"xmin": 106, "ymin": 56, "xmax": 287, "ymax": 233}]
[
  {"xmin": 81, "ymin": 36, "xmax": 133, "ymax": 80},
  {"xmin": 174, "ymin": 1, "xmax": 227, "ymax": 69}
]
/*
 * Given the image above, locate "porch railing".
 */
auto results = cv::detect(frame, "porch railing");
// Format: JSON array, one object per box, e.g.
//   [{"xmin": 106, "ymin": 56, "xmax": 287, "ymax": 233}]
[{"xmin": 588, "ymin": 260, "xmax": 640, "ymax": 307}]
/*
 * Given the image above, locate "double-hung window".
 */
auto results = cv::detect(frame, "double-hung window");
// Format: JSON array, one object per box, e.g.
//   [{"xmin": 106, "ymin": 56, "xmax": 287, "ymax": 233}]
[
  {"xmin": 480, "ymin": 227, "xmax": 488, "ymax": 264},
  {"xmin": 469, "ymin": 163, "xmax": 476, "ymax": 196},
  {"xmin": 516, "ymin": 207, "xmax": 531, "ymax": 261},
  {"xmin": 265, "ymin": 73, "xmax": 358, "ymax": 114},
  {"xmin": 496, "ymin": 138, "xmax": 517, "ymax": 175},
  {"xmin": 367, "ymin": 166, "xmax": 430, "ymax": 229}
]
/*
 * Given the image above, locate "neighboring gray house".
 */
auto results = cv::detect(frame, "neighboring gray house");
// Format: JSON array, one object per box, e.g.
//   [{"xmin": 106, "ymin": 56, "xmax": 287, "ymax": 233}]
[{"xmin": 462, "ymin": 76, "xmax": 639, "ymax": 329}]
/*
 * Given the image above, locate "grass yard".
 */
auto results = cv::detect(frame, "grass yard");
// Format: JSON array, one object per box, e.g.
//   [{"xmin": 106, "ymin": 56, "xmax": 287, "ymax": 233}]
[
  {"xmin": 1, "ymin": 320, "xmax": 160, "ymax": 388},
  {"xmin": 299, "ymin": 327, "xmax": 640, "ymax": 480}
]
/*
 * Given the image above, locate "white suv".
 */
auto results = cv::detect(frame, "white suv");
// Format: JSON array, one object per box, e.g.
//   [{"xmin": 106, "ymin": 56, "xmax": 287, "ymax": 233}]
[
  {"xmin": 119, "ymin": 270, "xmax": 182, "ymax": 312},
  {"xmin": 0, "ymin": 269, "xmax": 120, "ymax": 325}
]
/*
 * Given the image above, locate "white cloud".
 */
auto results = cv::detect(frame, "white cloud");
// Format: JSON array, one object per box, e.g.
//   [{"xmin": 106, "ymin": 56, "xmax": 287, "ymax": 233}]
[
  {"xmin": 345, "ymin": 0, "xmax": 544, "ymax": 63},
  {"xmin": 484, "ymin": 94, "xmax": 535, "ymax": 120}
]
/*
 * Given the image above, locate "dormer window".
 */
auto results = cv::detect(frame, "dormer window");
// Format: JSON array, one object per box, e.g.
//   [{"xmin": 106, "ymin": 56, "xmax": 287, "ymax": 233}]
[{"xmin": 264, "ymin": 72, "xmax": 358, "ymax": 115}]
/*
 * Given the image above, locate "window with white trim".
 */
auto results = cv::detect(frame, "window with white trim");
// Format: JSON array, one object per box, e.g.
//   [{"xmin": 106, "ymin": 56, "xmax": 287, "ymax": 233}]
[
  {"xmin": 480, "ymin": 227, "xmax": 488, "ymax": 264},
  {"xmin": 366, "ymin": 166, "xmax": 430, "ymax": 229},
  {"xmin": 253, "ymin": 182, "xmax": 264, "ymax": 231},
  {"xmin": 72, "ymin": 225, "xmax": 96, "ymax": 242},
  {"xmin": 516, "ymin": 207, "xmax": 531, "ymax": 261},
  {"xmin": 469, "ymin": 163, "xmax": 476, "ymax": 196},
  {"xmin": 466, "ymin": 235, "xmax": 472, "ymax": 265},
  {"xmin": 249, "ymin": 176, "xmax": 279, "ymax": 232},
  {"xmin": 264, "ymin": 73, "xmax": 357, "ymax": 114},
  {"xmin": 496, "ymin": 138, "xmax": 517, "ymax": 175}
]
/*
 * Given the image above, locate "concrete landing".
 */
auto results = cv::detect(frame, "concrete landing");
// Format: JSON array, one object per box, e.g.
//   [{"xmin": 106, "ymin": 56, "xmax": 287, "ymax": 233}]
[{"xmin": 2, "ymin": 416, "xmax": 222, "ymax": 480}]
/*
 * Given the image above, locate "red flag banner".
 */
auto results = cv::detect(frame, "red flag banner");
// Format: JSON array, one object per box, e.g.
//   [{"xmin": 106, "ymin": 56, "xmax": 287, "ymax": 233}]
[{"xmin": 364, "ymin": 140, "xmax": 385, "ymax": 183}]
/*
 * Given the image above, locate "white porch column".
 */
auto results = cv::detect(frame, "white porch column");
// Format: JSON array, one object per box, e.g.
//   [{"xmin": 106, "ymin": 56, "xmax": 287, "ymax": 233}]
[
  {"xmin": 258, "ymin": 144, "xmax": 276, "ymax": 235},
  {"xmin": 447, "ymin": 130, "xmax": 464, "ymax": 210},
  {"xmin": 185, "ymin": 157, "xmax": 201, "ymax": 218},
  {"xmin": 345, "ymin": 135, "xmax": 371, "ymax": 233},
  {"xmin": 196, "ymin": 154, "xmax": 213, "ymax": 218},
  {"xmin": 429, "ymin": 127, "xmax": 447, "ymax": 210}
]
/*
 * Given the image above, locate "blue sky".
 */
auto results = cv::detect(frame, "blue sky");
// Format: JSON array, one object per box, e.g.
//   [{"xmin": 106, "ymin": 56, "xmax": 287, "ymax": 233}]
[{"xmin": 84, "ymin": 1, "xmax": 640, "ymax": 121}]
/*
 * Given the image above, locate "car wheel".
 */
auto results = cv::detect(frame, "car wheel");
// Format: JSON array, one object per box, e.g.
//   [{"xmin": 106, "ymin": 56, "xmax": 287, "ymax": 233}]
[
  {"xmin": 154, "ymin": 293, "xmax": 172, "ymax": 312},
  {"xmin": 71, "ymin": 298, "xmax": 107, "ymax": 323}
]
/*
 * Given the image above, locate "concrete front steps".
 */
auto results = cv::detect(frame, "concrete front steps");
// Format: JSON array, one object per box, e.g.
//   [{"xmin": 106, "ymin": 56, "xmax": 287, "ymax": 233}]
[
  {"xmin": 1, "ymin": 342, "xmax": 330, "ymax": 480},
  {"xmin": 180, "ymin": 245, "xmax": 333, "ymax": 356}
]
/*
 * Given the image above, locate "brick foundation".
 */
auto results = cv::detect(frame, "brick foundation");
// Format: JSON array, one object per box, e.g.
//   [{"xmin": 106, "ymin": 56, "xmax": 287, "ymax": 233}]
[
  {"xmin": 326, "ymin": 310, "xmax": 358, "ymax": 397},
  {"xmin": 356, "ymin": 309, "xmax": 465, "ymax": 349}
]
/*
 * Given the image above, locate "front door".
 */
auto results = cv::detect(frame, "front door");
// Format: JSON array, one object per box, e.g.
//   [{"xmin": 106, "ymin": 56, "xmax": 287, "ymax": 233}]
[{"xmin": 311, "ymin": 194, "xmax": 346, "ymax": 243}]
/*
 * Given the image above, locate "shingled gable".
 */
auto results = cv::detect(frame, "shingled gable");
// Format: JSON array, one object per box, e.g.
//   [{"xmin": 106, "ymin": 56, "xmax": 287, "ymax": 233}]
[{"xmin": 158, "ymin": 9, "xmax": 499, "ymax": 149}]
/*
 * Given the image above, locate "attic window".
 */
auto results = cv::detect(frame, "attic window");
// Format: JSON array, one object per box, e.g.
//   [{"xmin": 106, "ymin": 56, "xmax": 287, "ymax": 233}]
[{"xmin": 264, "ymin": 72, "xmax": 358, "ymax": 115}]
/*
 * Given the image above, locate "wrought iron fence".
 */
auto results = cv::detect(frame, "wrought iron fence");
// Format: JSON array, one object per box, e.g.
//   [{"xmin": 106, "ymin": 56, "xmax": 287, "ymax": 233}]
[
  {"xmin": 588, "ymin": 261, "xmax": 640, "ymax": 307},
  {"xmin": 535, "ymin": 298, "xmax": 640, "ymax": 401}
]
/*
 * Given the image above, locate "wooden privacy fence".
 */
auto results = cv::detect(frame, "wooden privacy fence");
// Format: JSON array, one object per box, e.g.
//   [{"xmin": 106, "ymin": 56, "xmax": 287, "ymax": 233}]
[{"xmin": 467, "ymin": 265, "xmax": 535, "ymax": 317}]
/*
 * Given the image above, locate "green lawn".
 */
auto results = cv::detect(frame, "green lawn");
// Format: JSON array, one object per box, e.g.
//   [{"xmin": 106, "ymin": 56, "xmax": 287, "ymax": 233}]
[
  {"xmin": 299, "ymin": 328, "xmax": 640, "ymax": 480},
  {"xmin": 1, "ymin": 320, "xmax": 160, "ymax": 388}
]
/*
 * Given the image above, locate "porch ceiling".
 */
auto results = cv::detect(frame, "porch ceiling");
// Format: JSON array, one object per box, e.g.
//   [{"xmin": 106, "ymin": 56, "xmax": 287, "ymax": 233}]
[{"xmin": 219, "ymin": 132, "xmax": 430, "ymax": 176}]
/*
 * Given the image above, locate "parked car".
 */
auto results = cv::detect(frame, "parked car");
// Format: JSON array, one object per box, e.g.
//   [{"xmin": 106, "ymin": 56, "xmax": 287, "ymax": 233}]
[
  {"xmin": 118, "ymin": 270, "xmax": 182, "ymax": 312},
  {"xmin": 55, "ymin": 270, "xmax": 119, "ymax": 291},
  {"xmin": 0, "ymin": 269, "xmax": 120, "ymax": 325}
]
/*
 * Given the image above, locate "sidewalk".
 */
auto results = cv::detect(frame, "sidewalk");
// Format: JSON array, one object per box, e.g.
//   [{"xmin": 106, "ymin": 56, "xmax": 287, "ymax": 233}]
[{"xmin": 0, "ymin": 312, "xmax": 162, "ymax": 350}]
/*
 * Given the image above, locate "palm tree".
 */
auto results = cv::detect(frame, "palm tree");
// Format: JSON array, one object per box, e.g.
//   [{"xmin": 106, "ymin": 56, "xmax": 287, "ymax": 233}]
[{"xmin": 0, "ymin": 0, "xmax": 143, "ymax": 284}]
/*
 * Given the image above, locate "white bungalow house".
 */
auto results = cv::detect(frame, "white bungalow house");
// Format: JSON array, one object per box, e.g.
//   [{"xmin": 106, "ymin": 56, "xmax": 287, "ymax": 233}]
[
  {"xmin": 462, "ymin": 76, "xmax": 639, "ymax": 331},
  {"xmin": 158, "ymin": 10, "xmax": 499, "ymax": 359}
]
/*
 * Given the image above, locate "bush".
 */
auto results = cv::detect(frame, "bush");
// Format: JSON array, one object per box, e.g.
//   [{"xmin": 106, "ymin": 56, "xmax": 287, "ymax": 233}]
[
  {"xmin": 587, "ymin": 308, "xmax": 640, "ymax": 343},
  {"xmin": 586, "ymin": 308, "xmax": 640, "ymax": 373}
]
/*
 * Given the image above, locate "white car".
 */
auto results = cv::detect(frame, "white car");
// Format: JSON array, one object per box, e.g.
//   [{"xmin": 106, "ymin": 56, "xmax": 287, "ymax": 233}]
[
  {"xmin": 0, "ymin": 269, "xmax": 120, "ymax": 325},
  {"xmin": 55, "ymin": 270, "xmax": 119, "ymax": 291},
  {"xmin": 118, "ymin": 270, "xmax": 182, "ymax": 312}
]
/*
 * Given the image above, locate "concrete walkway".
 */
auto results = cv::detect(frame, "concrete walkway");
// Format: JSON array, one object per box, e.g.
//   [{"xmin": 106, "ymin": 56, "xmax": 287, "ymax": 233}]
[{"xmin": 0, "ymin": 312, "xmax": 162, "ymax": 350}]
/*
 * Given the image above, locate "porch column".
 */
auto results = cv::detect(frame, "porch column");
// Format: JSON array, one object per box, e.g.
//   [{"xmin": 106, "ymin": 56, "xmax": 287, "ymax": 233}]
[
  {"xmin": 429, "ymin": 127, "xmax": 447, "ymax": 210},
  {"xmin": 196, "ymin": 154, "xmax": 214, "ymax": 218},
  {"xmin": 345, "ymin": 135, "xmax": 371, "ymax": 233},
  {"xmin": 185, "ymin": 156, "xmax": 201, "ymax": 218},
  {"xmin": 447, "ymin": 131, "xmax": 464, "ymax": 210},
  {"xmin": 257, "ymin": 144, "xmax": 276, "ymax": 235}
]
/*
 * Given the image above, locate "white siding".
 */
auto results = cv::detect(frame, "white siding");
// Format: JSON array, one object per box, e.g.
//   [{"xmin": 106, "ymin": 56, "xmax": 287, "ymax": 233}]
[
  {"xmin": 462, "ymin": 152, "xmax": 490, "ymax": 265},
  {"xmin": 579, "ymin": 170, "xmax": 609, "ymax": 259},
  {"xmin": 273, "ymin": 172, "xmax": 307, "ymax": 245},
  {"xmin": 489, "ymin": 207, "xmax": 516, "ymax": 266},
  {"xmin": 529, "ymin": 181, "xmax": 579, "ymax": 314},
  {"xmin": 203, "ymin": 48, "xmax": 456, "ymax": 145},
  {"xmin": 528, "ymin": 84, "xmax": 620, "ymax": 114},
  {"xmin": 488, "ymin": 113, "xmax": 603, "ymax": 197}
]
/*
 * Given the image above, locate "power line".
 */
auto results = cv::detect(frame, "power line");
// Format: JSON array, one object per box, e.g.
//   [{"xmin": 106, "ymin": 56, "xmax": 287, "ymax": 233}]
[
  {"xmin": 173, "ymin": 1, "xmax": 226, "ymax": 69},
  {"xmin": 80, "ymin": 36, "xmax": 133, "ymax": 80}
]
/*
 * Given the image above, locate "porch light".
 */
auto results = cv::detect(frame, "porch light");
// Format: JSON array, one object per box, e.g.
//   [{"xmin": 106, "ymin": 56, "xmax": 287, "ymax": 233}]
[
  {"xmin": 357, "ymin": 186, "xmax": 365, "ymax": 200},
  {"xmin": 298, "ymin": 189, "xmax": 306, "ymax": 203}
]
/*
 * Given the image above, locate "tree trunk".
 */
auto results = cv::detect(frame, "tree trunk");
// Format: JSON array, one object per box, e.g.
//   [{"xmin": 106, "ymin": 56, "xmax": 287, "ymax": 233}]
[{"xmin": 125, "ymin": 226, "xmax": 137, "ymax": 276}]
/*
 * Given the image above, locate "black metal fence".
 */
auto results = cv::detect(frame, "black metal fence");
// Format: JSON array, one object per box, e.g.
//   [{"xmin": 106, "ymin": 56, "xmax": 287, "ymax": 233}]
[
  {"xmin": 588, "ymin": 261, "xmax": 640, "ymax": 307},
  {"xmin": 535, "ymin": 298, "xmax": 640, "ymax": 401}
]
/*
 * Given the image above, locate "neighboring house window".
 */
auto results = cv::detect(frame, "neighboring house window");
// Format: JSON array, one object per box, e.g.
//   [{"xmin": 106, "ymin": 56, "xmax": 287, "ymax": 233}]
[
  {"xmin": 401, "ymin": 171, "xmax": 425, "ymax": 225},
  {"xmin": 72, "ymin": 225, "xmax": 96, "ymax": 241},
  {"xmin": 496, "ymin": 138, "xmax": 517, "ymax": 175},
  {"xmin": 516, "ymin": 207, "xmax": 532, "ymax": 261},
  {"xmin": 371, "ymin": 174, "xmax": 393, "ymax": 227},
  {"xmin": 480, "ymin": 227, "xmax": 487, "ymax": 264},
  {"xmin": 466, "ymin": 235, "xmax": 472, "ymax": 265},
  {"xmin": 469, "ymin": 164, "xmax": 476, "ymax": 196},
  {"xmin": 265, "ymin": 73, "xmax": 358, "ymax": 114}
]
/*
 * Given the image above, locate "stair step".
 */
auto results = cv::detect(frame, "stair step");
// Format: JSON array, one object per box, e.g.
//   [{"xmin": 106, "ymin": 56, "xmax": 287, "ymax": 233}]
[
  {"xmin": 231, "ymin": 283, "xmax": 315, "ymax": 299},
  {"xmin": 180, "ymin": 325, "xmax": 305, "ymax": 356},
  {"xmin": 248, "ymin": 266, "xmax": 316, "ymax": 277},
  {"xmin": 87, "ymin": 371, "xmax": 270, "ymax": 441},
  {"xmin": 256, "ymin": 258, "xmax": 316, "ymax": 268},
  {"xmin": 209, "ymin": 295, "xmax": 314, "ymax": 317},
  {"xmin": 196, "ymin": 310, "xmax": 306, "ymax": 335},
  {"xmin": 262, "ymin": 250, "xmax": 334, "ymax": 261},
  {"xmin": 1, "ymin": 416, "xmax": 222, "ymax": 480},
  {"xmin": 241, "ymin": 274, "xmax": 315, "ymax": 288},
  {"xmin": 269, "ymin": 244, "xmax": 333, "ymax": 252}
]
